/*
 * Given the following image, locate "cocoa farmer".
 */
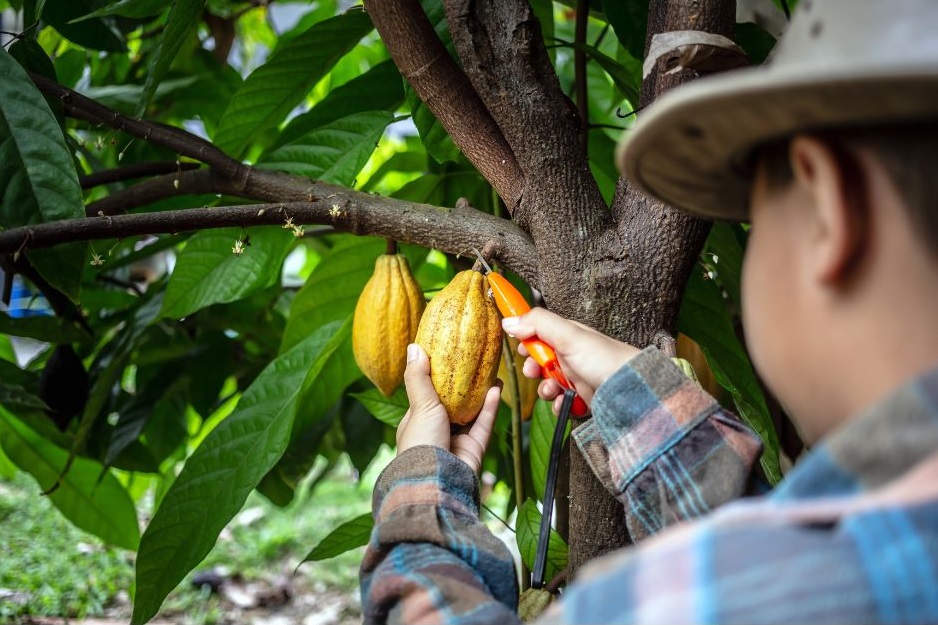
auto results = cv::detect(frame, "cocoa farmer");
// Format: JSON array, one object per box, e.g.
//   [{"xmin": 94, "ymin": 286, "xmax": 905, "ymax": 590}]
[{"xmin": 361, "ymin": 0, "xmax": 938, "ymax": 622}]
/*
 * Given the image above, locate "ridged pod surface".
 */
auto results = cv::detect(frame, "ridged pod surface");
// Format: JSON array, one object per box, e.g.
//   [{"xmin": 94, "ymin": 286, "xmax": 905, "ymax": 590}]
[
  {"xmin": 353, "ymin": 254, "xmax": 426, "ymax": 396},
  {"xmin": 415, "ymin": 270, "xmax": 503, "ymax": 425},
  {"xmin": 499, "ymin": 336, "xmax": 539, "ymax": 421}
]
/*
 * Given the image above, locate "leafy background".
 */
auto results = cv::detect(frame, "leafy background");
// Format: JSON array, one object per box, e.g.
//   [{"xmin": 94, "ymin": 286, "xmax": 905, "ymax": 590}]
[{"xmin": 0, "ymin": 0, "xmax": 794, "ymax": 622}]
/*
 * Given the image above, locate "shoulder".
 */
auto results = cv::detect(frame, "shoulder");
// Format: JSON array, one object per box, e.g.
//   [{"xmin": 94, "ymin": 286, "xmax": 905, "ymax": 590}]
[{"xmin": 550, "ymin": 497, "xmax": 938, "ymax": 624}]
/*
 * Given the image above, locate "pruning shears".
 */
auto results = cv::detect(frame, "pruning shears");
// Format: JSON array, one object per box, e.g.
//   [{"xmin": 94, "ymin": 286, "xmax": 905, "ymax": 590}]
[{"xmin": 474, "ymin": 251, "xmax": 586, "ymax": 589}]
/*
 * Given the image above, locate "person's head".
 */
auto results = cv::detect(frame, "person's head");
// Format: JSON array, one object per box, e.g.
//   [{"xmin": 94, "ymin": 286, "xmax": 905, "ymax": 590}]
[
  {"xmin": 618, "ymin": 0, "xmax": 938, "ymax": 440},
  {"xmin": 741, "ymin": 126, "xmax": 938, "ymax": 441}
]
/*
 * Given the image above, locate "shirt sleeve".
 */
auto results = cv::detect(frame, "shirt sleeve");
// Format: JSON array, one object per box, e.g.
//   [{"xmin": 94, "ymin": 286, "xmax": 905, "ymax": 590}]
[
  {"xmin": 359, "ymin": 445, "xmax": 520, "ymax": 625},
  {"xmin": 572, "ymin": 346, "xmax": 764, "ymax": 541}
]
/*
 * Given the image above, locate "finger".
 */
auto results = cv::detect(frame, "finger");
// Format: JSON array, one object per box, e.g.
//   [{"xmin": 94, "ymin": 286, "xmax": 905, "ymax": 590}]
[
  {"xmin": 502, "ymin": 308, "xmax": 577, "ymax": 352},
  {"xmin": 522, "ymin": 357, "xmax": 543, "ymax": 379},
  {"xmin": 396, "ymin": 409, "xmax": 412, "ymax": 447},
  {"xmin": 403, "ymin": 344, "xmax": 441, "ymax": 413},
  {"xmin": 467, "ymin": 385, "xmax": 502, "ymax": 451},
  {"xmin": 553, "ymin": 393, "xmax": 565, "ymax": 416},
  {"xmin": 538, "ymin": 378, "xmax": 563, "ymax": 401},
  {"xmin": 517, "ymin": 341, "xmax": 530, "ymax": 358}
]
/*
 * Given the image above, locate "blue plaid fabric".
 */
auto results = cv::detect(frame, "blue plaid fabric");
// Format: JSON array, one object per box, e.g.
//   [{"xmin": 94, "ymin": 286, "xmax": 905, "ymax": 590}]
[{"xmin": 361, "ymin": 348, "xmax": 938, "ymax": 624}]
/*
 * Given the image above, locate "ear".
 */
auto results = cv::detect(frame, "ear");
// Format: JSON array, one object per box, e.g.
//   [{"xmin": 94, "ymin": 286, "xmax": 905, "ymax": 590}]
[{"xmin": 789, "ymin": 136, "xmax": 869, "ymax": 285}]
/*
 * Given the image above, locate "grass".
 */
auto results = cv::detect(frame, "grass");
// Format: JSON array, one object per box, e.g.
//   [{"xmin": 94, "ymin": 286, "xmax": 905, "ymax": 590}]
[{"xmin": 0, "ymin": 450, "xmax": 387, "ymax": 623}]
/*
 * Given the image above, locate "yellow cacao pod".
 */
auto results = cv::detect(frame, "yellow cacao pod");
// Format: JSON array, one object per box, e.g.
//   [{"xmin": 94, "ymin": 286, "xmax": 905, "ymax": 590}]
[
  {"xmin": 498, "ymin": 336, "xmax": 539, "ymax": 421},
  {"xmin": 414, "ymin": 269, "xmax": 503, "ymax": 425},
  {"xmin": 676, "ymin": 333, "xmax": 723, "ymax": 400},
  {"xmin": 352, "ymin": 254, "xmax": 426, "ymax": 397}
]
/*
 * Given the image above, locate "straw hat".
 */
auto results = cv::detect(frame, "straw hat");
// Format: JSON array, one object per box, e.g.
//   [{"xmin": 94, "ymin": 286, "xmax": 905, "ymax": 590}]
[{"xmin": 618, "ymin": 0, "xmax": 938, "ymax": 221}]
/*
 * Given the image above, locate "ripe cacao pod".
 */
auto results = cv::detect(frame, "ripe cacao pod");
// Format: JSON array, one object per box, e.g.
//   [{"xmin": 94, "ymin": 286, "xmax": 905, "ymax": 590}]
[
  {"xmin": 676, "ymin": 333, "xmax": 723, "ymax": 400},
  {"xmin": 353, "ymin": 253, "xmax": 426, "ymax": 396},
  {"xmin": 498, "ymin": 336, "xmax": 539, "ymax": 421},
  {"xmin": 414, "ymin": 269, "xmax": 503, "ymax": 425}
]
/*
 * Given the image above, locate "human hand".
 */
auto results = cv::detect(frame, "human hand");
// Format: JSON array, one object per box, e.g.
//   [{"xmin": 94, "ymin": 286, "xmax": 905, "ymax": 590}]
[
  {"xmin": 502, "ymin": 308, "xmax": 641, "ymax": 414},
  {"xmin": 395, "ymin": 344, "xmax": 502, "ymax": 474}
]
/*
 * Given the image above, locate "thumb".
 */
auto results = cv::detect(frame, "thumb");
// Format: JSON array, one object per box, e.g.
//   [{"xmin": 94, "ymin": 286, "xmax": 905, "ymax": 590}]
[{"xmin": 403, "ymin": 344, "xmax": 441, "ymax": 412}]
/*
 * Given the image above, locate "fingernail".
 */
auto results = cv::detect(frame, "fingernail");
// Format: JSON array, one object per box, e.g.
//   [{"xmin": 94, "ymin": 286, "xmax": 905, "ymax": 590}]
[
  {"xmin": 407, "ymin": 343, "xmax": 419, "ymax": 363},
  {"xmin": 502, "ymin": 317, "xmax": 519, "ymax": 331}
]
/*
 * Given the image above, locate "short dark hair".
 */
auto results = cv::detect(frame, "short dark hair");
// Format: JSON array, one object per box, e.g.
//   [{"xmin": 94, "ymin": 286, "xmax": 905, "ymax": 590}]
[{"xmin": 755, "ymin": 123, "xmax": 938, "ymax": 256}]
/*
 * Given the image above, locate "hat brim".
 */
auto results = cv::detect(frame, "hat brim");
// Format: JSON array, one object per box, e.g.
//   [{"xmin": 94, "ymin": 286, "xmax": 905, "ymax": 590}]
[{"xmin": 618, "ymin": 66, "xmax": 938, "ymax": 221}]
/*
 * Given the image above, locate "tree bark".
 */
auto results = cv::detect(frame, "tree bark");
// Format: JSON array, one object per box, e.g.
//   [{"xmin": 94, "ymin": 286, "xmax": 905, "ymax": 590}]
[{"xmin": 567, "ymin": 0, "xmax": 736, "ymax": 576}]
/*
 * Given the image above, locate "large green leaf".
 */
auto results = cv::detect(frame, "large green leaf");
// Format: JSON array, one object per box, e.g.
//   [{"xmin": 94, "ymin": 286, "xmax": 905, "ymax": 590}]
[
  {"xmin": 0, "ymin": 48, "xmax": 86, "ymax": 301},
  {"xmin": 160, "ymin": 226, "xmax": 293, "ymax": 319},
  {"xmin": 582, "ymin": 43, "xmax": 641, "ymax": 109},
  {"xmin": 280, "ymin": 236, "xmax": 385, "ymax": 351},
  {"xmin": 42, "ymin": 0, "xmax": 126, "ymax": 52},
  {"xmin": 132, "ymin": 320, "xmax": 348, "ymax": 624},
  {"xmin": 300, "ymin": 512, "xmax": 373, "ymax": 563},
  {"xmin": 516, "ymin": 499, "xmax": 567, "ymax": 584},
  {"xmin": 257, "ymin": 111, "xmax": 393, "ymax": 185},
  {"xmin": 0, "ymin": 408, "xmax": 140, "ymax": 550},
  {"xmin": 273, "ymin": 59, "xmax": 404, "ymax": 149},
  {"xmin": 272, "ymin": 325, "xmax": 360, "ymax": 491},
  {"xmin": 350, "ymin": 387, "xmax": 408, "ymax": 428},
  {"xmin": 213, "ymin": 10, "xmax": 374, "ymax": 158},
  {"xmin": 677, "ymin": 267, "xmax": 782, "ymax": 484},
  {"xmin": 138, "ymin": 0, "xmax": 207, "ymax": 115}
]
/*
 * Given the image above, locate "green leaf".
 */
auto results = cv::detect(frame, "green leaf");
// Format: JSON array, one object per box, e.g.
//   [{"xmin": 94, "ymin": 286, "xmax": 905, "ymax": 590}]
[
  {"xmin": 0, "ymin": 48, "xmax": 86, "ymax": 301},
  {"xmin": 405, "ymin": 84, "xmax": 460, "ymax": 164},
  {"xmin": 138, "ymin": 0, "xmax": 207, "ymax": 115},
  {"xmin": 736, "ymin": 22, "xmax": 777, "ymax": 65},
  {"xmin": 257, "ymin": 111, "xmax": 393, "ymax": 185},
  {"xmin": 703, "ymin": 222, "xmax": 747, "ymax": 307},
  {"xmin": 132, "ymin": 320, "xmax": 348, "ymax": 624},
  {"xmin": 213, "ymin": 9, "xmax": 374, "ymax": 158},
  {"xmin": 0, "ymin": 408, "xmax": 140, "ymax": 550},
  {"xmin": 42, "ymin": 0, "xmax": 126, "ymax": 51},
  {"xmin": 0, "ymin": 313, "xmax": 91, "ymax": 344},
  {"xmin": 280, "ymin": 235, "xmax": 385, "ymax": 351},
  {"xmin": 530, "ymin": 400, "xmax": 553, "ymax": 502},
  {"xmin": 0, "ymin": 382, "xmax": 48, "ymax": 415},
  {"xmin": 601, "ymin": 0, "xmax": 648, "ymax": 61},
  {"xmin": 677, "ymin": 268, "xmax": 782, "ymax": 484},
  {"xmin": 300, "ymin": 512, "xmax": 373, "ymax": 563},
  {"xmin": 273, "ymin": 59, "xmax": 404, "ymax": 149},
  {"xmin": 583, "ymin": 43, "xmax": 641, "ymax": 109},
  {"xmin": 350, "ymin": 387, "xmax": 408, "ymax": 427},
  {"xmin": 274, "ymin": 322, "xmax": 359, "ymax": 488},
  {"xmin": 516, "ymin": 499, "xmax": 567, "ymax": 583},
  {"xmin": 160, "ymin": 226, "xmax": 293, "ymax": 319}
]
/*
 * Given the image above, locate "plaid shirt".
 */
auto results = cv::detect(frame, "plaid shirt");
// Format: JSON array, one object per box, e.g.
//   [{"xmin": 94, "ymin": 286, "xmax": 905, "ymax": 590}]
[{"xmin": 360, "ymin": 347, "xmax": 938, "ymax": 624}]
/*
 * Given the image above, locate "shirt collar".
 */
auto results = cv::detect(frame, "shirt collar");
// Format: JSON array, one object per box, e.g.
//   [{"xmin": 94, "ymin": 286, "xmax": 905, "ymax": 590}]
[{"xmin": 772, "ymin": 364, "xmax": 938, "ymax": 500}]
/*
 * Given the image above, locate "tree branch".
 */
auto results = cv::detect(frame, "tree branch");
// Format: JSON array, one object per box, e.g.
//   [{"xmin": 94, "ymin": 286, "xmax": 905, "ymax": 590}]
[
  {"xmin": 362, "ymin": 0, "xmax": 524, "ymax": 211},
  {"xmin": 80, "ymin": 161, "xmax": 200, "ymax": 190},
  {"xmin": 29, "ymin": 73, "xmax": 250, "ymax": 188},
  {"xmin": 2, "ymin": 194, "xmax": 538, "ymax": 285},
  {"xmin": 85, "ymin": 169, "xmax": 233, "ymax": 217}
]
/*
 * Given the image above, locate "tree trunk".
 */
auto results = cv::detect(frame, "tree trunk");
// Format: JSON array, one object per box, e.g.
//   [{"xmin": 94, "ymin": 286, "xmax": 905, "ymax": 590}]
[{"xmin": 567, "ymin": 0, "xmax": 737, "ymax": 576}]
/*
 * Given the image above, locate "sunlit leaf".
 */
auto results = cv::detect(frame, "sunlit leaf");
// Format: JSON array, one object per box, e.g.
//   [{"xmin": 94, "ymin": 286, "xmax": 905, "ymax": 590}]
[
  {"xmin": 257, "ymin": 111, "xmax": 393, "ymax": 186},
  {"xmin": 160, "ymin": 226, "xmax": 293, "ymax": 320},
  {"xmin": 213, "ymin": 9, "xmax": 374, "ymax": 158}
]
